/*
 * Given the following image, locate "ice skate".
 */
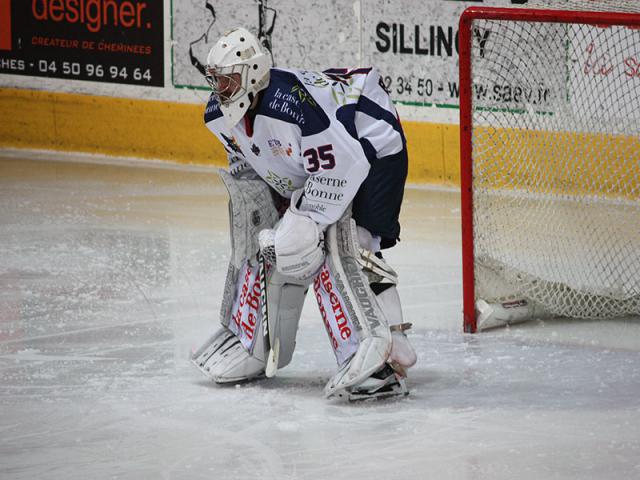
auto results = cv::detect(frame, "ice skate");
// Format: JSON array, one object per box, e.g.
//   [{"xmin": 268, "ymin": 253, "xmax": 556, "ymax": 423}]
[{"xmin": 334, "ymin": 364, "xmax": 409, "ymax": 401}]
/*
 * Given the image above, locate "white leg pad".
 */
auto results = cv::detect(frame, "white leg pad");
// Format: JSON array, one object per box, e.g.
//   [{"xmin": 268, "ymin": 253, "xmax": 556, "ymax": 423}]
[
  {"xmin": 320, "ymin": 213, "xmax": 393, "ymax": 398},
  {"xmin": 319, "ymin": 213, "xmax": 418, "ymax": 399},
  {"xmin": 267, "ymin": 271, "xmax": 310, "ymax": 368}
]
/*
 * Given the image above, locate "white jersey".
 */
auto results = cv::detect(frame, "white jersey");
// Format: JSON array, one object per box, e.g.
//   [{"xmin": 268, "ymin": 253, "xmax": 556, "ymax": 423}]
[{"xmin": 204, "ymin": 67, "xmax": 406, "ymax": 234}]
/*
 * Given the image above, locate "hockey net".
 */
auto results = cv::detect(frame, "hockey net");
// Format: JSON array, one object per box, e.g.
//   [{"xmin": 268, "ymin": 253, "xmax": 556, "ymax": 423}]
[
  {"xmin": 459, "ymin": 5, "xmax": 640, "ymax": 332},
  {"xmin": 523, "ymin": 0, "xmax": 640, "ymax": 14}
]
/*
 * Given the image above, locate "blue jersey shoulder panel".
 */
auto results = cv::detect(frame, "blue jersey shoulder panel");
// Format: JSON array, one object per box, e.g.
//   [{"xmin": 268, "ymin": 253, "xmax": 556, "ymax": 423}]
[
  {"xmin": 257, "ymin": 69, "xmax": 330, "ymax": 137},
  {"xmin": 356, "ymin": 95, "xmax": 405, "ymax": 139},
  {"xmin": 204, "ymin": 94, "xmax": 223, "ymax": 123}
]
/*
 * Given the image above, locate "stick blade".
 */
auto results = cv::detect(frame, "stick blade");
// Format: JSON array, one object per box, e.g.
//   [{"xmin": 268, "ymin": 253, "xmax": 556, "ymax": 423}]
[{"xmin": 264, "ymin": 337, "xmax": 280, "ymax": 378}]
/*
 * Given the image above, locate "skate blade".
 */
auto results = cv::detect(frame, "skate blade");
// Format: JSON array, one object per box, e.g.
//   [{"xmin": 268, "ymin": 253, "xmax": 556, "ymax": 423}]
[
  {"xmin": 334, "ymin": 375, "xmax": 409, "ymax": 401},
  {"xmin": 264, "ymin": 338, "xmax": 280, "ymax": 378}
]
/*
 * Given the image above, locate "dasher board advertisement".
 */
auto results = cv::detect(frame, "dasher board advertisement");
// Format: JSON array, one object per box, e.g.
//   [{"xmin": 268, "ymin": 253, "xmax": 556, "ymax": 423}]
[{"xmin": 0, "ymin": 0, "xmax": 164, "ymax": 87}]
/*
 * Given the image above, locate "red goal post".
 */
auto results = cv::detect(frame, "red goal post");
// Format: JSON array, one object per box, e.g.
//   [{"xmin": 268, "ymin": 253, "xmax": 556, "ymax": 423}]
[{"xmin": 459, "ymin": 7, "xmax": 640, "ymax": 333}]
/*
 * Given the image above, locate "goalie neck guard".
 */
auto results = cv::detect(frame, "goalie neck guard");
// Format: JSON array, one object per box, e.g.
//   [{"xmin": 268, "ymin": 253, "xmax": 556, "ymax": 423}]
[{"xmin": 205, "ymin": 27, "xmax": 272, "ymax": 128}]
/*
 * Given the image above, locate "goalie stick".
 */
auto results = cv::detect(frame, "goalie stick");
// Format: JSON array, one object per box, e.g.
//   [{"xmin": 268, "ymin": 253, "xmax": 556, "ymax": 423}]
[{"xmin": 259, "ymin": 249, "xmax": 279, "ymax": 378}]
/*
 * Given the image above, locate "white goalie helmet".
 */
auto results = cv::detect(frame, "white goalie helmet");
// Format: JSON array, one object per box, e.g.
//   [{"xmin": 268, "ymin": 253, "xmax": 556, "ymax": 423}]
[{"xmin": 205, "ymin": 28, "xmax": 273, "ymax": 128}]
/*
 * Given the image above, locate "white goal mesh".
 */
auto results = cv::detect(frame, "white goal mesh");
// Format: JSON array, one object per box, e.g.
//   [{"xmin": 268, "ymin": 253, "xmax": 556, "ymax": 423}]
[
  {"xmin": 462, "ymin": 8, "xmax": 640, "ymax": 329},
  {"xmin": 526, "ymin": 0, "xmax": 640, "ymax": 14}
]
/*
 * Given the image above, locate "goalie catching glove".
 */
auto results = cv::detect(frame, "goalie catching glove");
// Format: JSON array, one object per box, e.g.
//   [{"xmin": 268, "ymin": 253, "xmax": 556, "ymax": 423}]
[{"xmin": 265, "ymin": 189, "xmax": 326, "ymax": 281}]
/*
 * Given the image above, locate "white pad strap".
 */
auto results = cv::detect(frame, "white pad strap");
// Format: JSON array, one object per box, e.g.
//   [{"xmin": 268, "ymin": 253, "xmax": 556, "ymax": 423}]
[{"xmin": 357, "ymin": 248, "xmax": 398, "ymax": 283}]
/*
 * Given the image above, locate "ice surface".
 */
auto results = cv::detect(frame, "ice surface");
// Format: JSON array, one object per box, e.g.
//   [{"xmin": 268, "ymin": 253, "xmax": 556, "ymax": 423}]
[{"xmin": 1, "ymin": 151, "xmax": 640, "ymax": 480}]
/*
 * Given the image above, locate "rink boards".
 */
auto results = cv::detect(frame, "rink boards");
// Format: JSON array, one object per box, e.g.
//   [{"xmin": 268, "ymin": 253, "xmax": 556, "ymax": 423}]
[{"xmin": 0, "ymin": 87, "xmax": 460, "ymax": 186}]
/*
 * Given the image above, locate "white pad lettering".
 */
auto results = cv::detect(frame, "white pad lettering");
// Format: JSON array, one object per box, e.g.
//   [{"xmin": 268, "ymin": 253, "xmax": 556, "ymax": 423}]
[{"xmin": 313, "ymin": 261, "xmax": 359, "ymax": 366}]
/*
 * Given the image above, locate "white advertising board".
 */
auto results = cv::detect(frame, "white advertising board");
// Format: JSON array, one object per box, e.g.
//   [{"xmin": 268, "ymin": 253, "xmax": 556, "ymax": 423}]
[{"xmin": 1, "ymin": 0, "xmax": 637, "ymax": 124}]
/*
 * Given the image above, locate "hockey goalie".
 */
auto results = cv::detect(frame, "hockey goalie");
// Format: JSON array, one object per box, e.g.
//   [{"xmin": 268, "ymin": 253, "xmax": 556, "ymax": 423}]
[{"xmin": 191, "ymin": 27, "xmax": 417, "ymax": 400}]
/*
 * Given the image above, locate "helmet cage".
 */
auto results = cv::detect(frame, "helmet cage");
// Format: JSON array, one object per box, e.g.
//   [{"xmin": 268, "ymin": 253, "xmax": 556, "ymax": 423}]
[
  {"xmin": 205, "ymin": 64, "xmax": 248, "ymax": 106},
  {"xmin": 204, "ymin": 27, "xmax": 272, "ymax": 128}
]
